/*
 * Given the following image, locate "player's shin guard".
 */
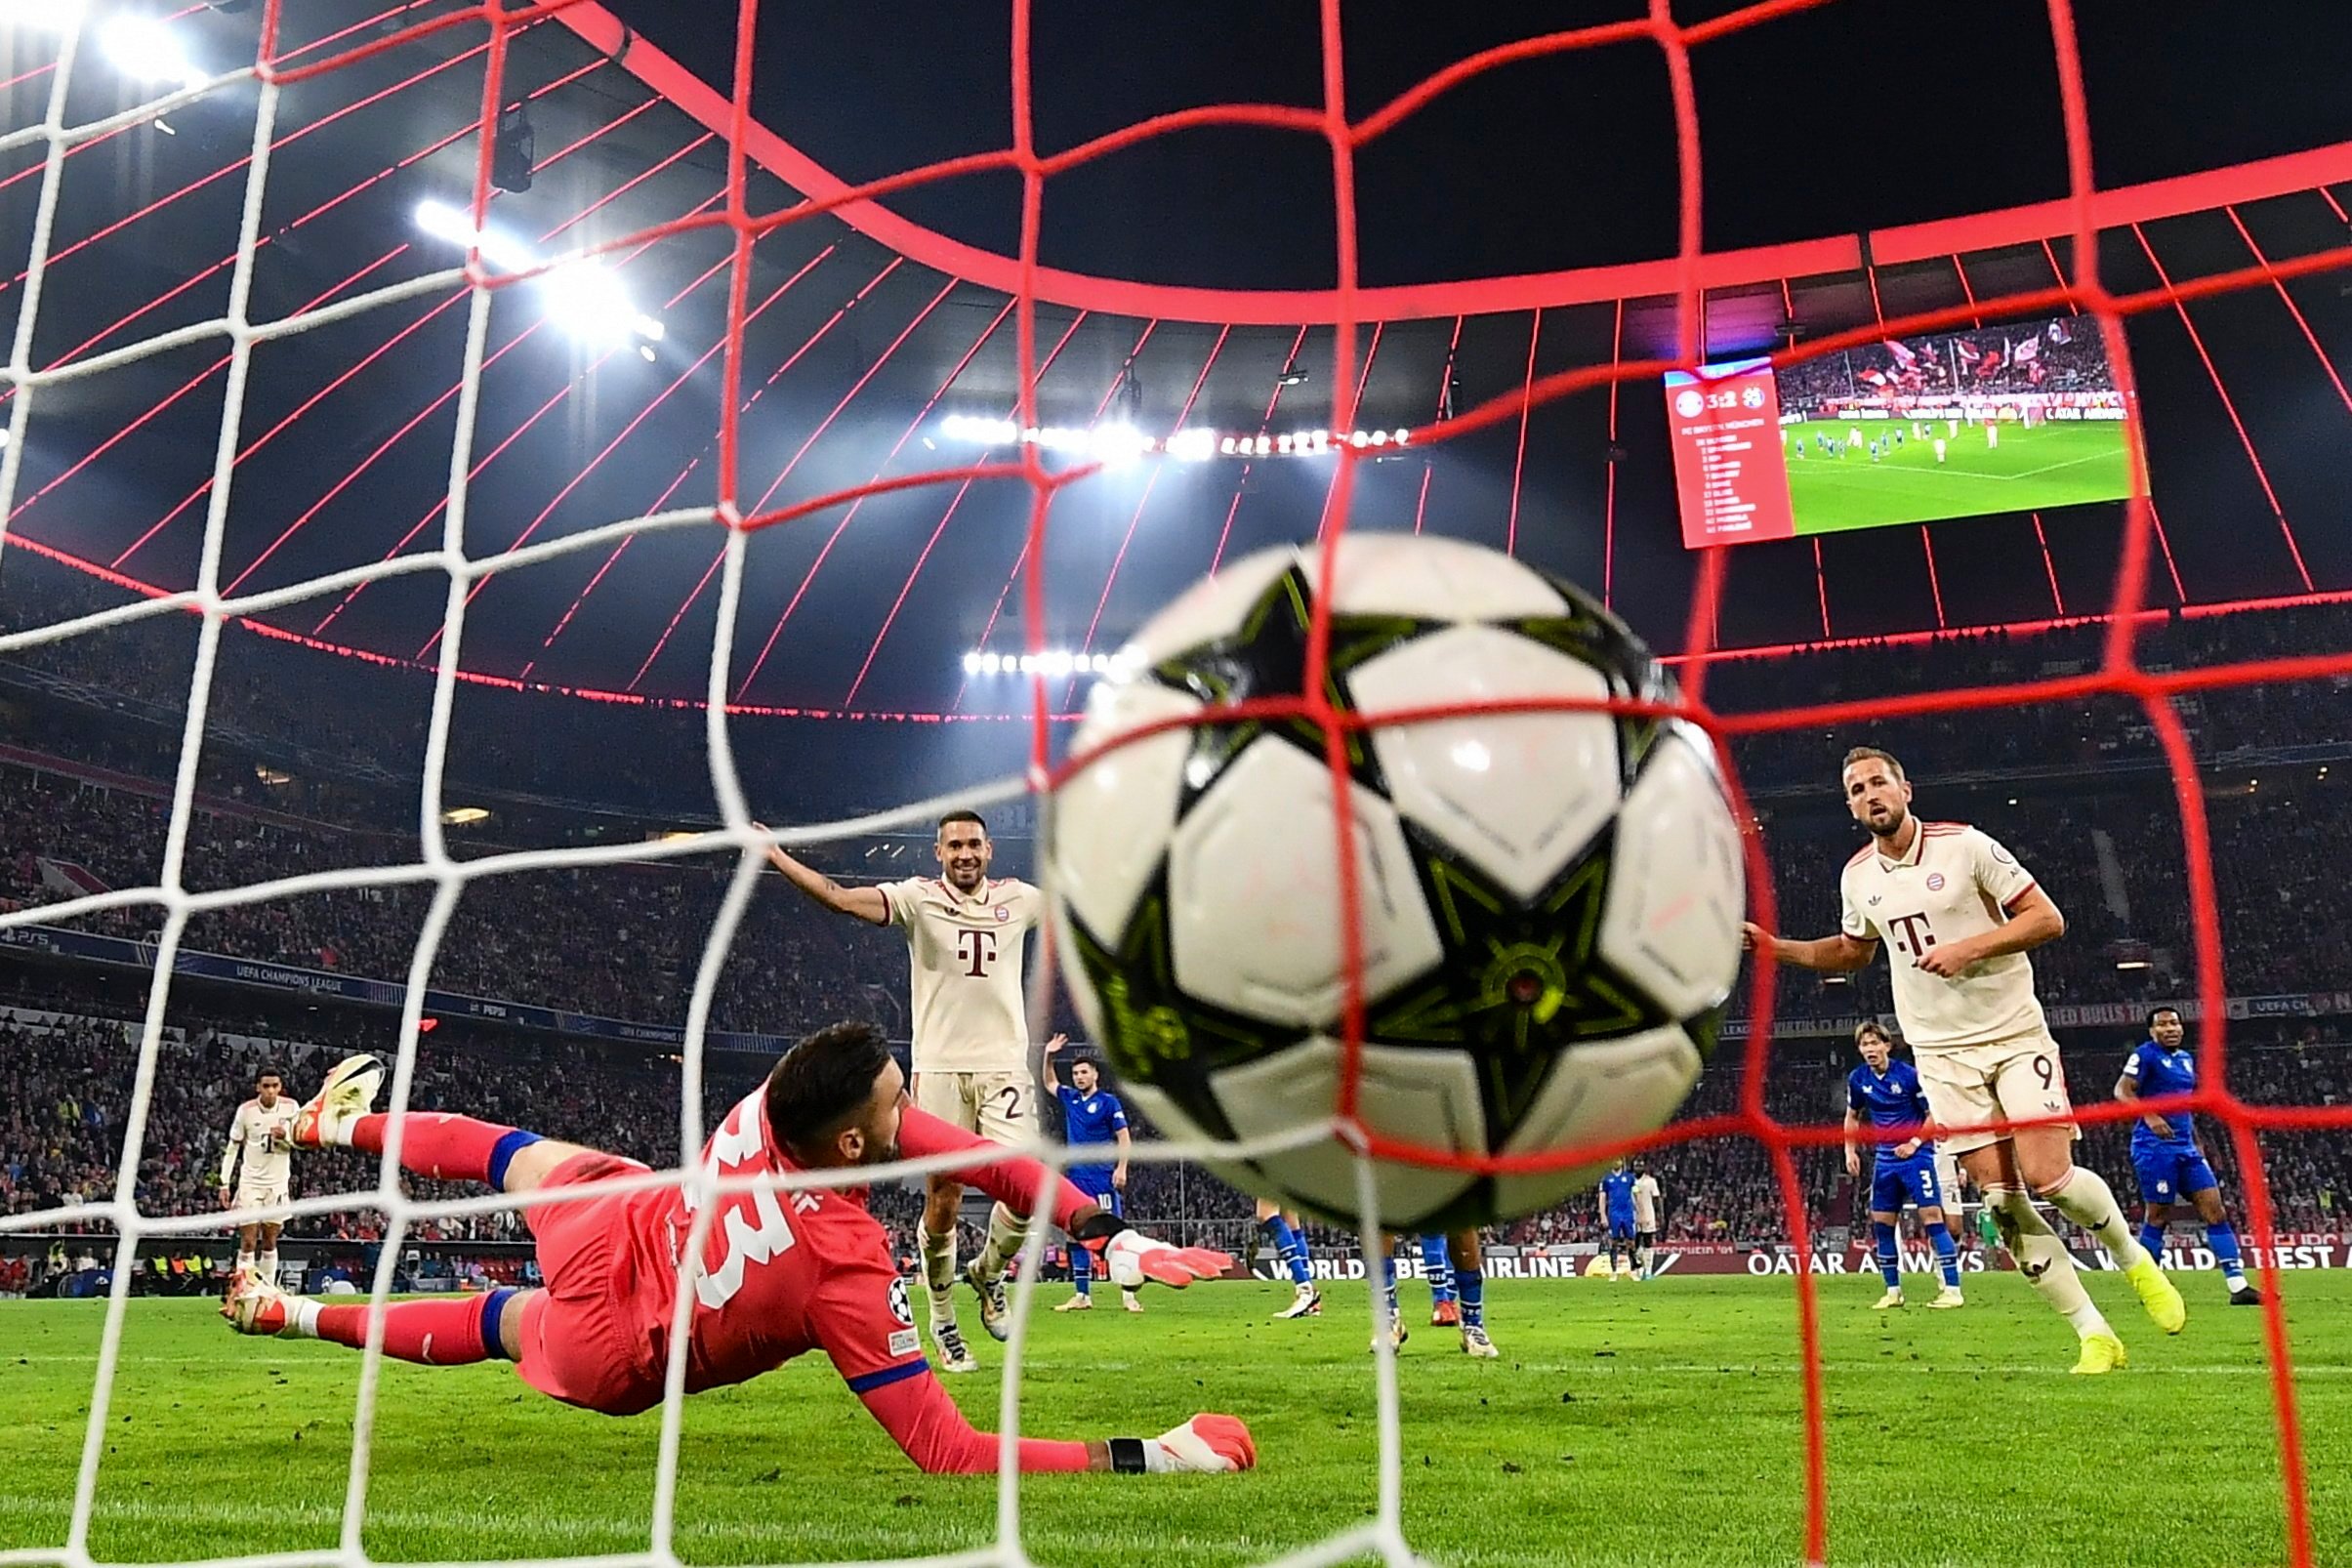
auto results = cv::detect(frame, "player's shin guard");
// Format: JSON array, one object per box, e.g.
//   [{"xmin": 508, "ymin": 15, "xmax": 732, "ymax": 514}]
[
  {"xmin": 1928, "ymin": 1224, "xmax": 1960, "ymax": 1290},
  {"xmin": 2139, "ymin": 1220, "xmax": 2167, "ymax": 1262},
  {"xmin": 1988, "ymin": 1185, "xmax": 2111, "ymax": 1339},
  {"xmin": 1454, "ymin": 1266, "xmax": 1484, "ymax": 1328},
  {"xmin": 2036, "ymin": 1166, "xmax": 2147, "ymax": 1267},
  {"xmin": 346, "ymin": 1113, "xmax": 541, "ymax": 1187},
  {"xmin": 974, "ymin": 1203, "xmax": 1026, "ymax": 1283},
  {"xmin": 1872, "ymin": 1221, "xmax": 1901, "ymax": 1289},
  {"xmin": 1421, "ymin": 1234, "xmax": 1455, "ymax": 1302},
  {"xmin": 922, "ymin": 1224, "xmax": 959, "ymax": 1327},
  {"xmin": 2206, "ymin": 1220, "xmax": 2248, "ymax": 1285},
  {"xmin": 308, "ymin": 1290, "xmax": 516, "ymax": 1365}
]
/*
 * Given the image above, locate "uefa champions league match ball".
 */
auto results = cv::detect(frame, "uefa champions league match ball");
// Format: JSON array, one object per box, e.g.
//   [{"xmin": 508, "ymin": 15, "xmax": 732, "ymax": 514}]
[{"xmin": 1047, "ymin": 534, "xmax": 1747, "ymax": 1231}]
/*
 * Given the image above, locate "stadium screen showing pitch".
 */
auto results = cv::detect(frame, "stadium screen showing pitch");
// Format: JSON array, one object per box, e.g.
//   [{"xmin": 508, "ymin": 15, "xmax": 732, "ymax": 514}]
[{"xmin": 1664, "ymin": 314, "xmax": 2144, "ymax": 549}]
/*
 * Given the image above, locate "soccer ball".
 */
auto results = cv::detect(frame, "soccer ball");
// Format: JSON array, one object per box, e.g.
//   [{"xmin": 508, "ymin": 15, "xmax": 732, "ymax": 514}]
[{"xmin": 1047, "ymin": 535, "xmax": 1745, "ymax": 1231}]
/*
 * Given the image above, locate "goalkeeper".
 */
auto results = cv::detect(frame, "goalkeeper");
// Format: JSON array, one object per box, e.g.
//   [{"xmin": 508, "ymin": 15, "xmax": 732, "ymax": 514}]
[{"xmin": 221, "ymin": 1024, "xmax": 1253, "ymax": 1476}]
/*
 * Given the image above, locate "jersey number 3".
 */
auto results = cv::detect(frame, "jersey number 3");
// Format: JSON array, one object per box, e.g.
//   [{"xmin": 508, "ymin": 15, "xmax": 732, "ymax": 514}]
[{"xmin": 691, "ymin": 1116, "xmax": 797, "ymax": 1309}]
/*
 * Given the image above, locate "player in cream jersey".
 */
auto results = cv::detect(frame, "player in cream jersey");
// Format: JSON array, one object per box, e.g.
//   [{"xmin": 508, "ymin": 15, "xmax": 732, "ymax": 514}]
[
  {"xmin": 1743, "ymin": 747, "xmax": 2184, "ymax": 1375},
  {"xmin": 757, "ymin": 809, "xmax": 1043, "ymax": 1374},
  {"xmin": 219, "ymin": 1066, "xmax": 301, "ymax": 1285}
]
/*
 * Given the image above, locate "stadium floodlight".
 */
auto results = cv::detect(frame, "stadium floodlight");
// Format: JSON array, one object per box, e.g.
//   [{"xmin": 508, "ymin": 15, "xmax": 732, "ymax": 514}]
[
  {"xmin": 100, "ymin": 13, "xmax": 206, "ymax": 91},
  {"xmin": 937, "ymin": 415, "xmax": 1405, "ymax": 463},
  {"xmin": 412, "ymin": 203, "xmax": 662, "ymax": 345},
  {"xmin": 540, "ymin": 259, "xmax": 636, "ymax": 343},
  {"xmin": 963, "ymin": 647, "xmax": 1129, "ymax": 681},
  {"xmin": 1090, "ymin": 423, "xmax": 1148, "ymax": 467},
  {"xmin": 1164, "ymin": 427, "xmax": 1216, "ymax": 463},
  {"xmin": 412, "ymin": 199, "xmax": 534, "ymax": 271}
]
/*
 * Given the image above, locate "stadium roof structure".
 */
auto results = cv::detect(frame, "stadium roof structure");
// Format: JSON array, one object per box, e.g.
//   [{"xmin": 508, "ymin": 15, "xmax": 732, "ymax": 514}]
[{"xmin": 1, "ymin": 0, "xmax": 2350, "ymax": 720}]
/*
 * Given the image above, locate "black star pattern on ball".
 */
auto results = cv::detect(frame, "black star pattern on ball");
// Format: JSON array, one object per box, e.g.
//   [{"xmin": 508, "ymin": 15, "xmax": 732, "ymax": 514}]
[
  {"xmin": 1062, "ymin": 875, "xmax": 1308, "ymax": 1141},
  {"xmin": 1368, "ymin": 829, "xmax": 1671, "ymax": 1132},
  {"xmin": 1145, "ymin": 564, "xmax": 1436, "ymax": 812}
]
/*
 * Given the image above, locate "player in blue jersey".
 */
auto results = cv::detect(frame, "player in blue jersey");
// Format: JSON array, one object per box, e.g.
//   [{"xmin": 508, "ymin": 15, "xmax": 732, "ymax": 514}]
[
  {"xmin": 2116, "ymin": 1007, "xmax": 2263, "ymax": 1307},
  {"xmin": 1845, "ymin": 1021, "xmax": 1965, "ymax": 1309},
  {"xmin": 1599, "ymin": 1161, "xmax": 1638, "ymax": 1280},
  {"xmin": 1042, "ymin": 1036, "xmax": 1141, "ymax": 1313}
]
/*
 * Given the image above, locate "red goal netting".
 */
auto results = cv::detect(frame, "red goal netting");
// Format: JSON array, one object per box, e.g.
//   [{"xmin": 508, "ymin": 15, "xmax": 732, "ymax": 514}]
[{"xmin": 2, "ymin": 2, "xmax": 2349, "ymax": 1565}]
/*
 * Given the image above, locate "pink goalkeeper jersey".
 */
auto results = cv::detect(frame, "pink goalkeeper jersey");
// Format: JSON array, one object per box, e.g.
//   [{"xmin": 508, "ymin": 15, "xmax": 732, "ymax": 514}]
[{"xmin": 599, "ymin": 1092, "xmax": 1090, "ymax": 1409}]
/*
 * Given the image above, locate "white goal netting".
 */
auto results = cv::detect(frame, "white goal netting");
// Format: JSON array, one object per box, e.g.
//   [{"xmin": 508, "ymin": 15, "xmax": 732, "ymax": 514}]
[
  {"xmin": 2, "ymin": 5, "xmax": 2337, "ymax": 1568},
  {"xmin": 0, "ymin": 8, "xmax": 1413, "ymax": 1568}
]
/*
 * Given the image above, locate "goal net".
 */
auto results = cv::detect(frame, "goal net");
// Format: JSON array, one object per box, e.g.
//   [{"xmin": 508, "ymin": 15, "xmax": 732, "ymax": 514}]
[{"xmin": 0, "ymin": 3, "xmax": 2345, "ymax": 1566}]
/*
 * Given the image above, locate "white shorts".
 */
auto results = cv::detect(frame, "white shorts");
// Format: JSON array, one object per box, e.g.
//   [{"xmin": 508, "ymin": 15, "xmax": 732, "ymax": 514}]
[
  {"xmin": 1915, "ymin": 1031, "xmax": 2077, "ymax": 1156},
  {"xmin": 912, "ymin": 1069, "xmax": 1032, "ymax": 1145},
  {"xmin": 232, "ymin": 1180, "xmax": 288, "ymax": 1217},
  {"xmin": 1934, "ymin": 1150, "xmax": 1963, "ymax": 1216}
]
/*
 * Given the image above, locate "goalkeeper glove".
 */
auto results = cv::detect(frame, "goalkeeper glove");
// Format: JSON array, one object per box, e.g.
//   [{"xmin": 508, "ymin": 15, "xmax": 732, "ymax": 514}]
[
  {"xmin": 1101, "ymin": 1227, "xmax": 1230, "ymax": 1290},
  {"xmin": 1109, "ymin": 1415, "xmax": 1257, "ymax": 1474}
]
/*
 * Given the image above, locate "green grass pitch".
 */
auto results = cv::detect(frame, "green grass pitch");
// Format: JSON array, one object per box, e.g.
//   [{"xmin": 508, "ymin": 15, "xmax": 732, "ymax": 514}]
[
  {"xmin": 3, "ymin": 1273, "xmax": 2345, "ymax": 1567},
  {"xmin": 1781, "ymin": 418, "xmax": 2135, "ymax": 535}
]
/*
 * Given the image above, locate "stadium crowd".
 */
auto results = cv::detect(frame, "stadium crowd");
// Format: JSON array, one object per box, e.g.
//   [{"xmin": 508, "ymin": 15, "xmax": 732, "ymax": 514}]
[{"xmin": 6, "ymin": 588, "xmax": 2352, "ymax": 1287}]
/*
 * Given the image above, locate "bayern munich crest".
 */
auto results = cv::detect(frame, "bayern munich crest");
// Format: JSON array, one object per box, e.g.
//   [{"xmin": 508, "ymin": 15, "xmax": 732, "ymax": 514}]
[
  {"xmin": 994, "ymin": 904, "xmax": 1011, "ymax": 922},
  {"xmin": 1925, "ymin": 872, "xmax": 1945, "ymax": 890}
]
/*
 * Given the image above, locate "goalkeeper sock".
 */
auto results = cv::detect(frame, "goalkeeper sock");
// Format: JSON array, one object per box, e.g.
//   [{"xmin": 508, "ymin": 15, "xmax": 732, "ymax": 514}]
[
  {"xmin": 974, "ymin": 1202, "xmax": 1026, "ymax": 1282},
  {"xmin": 1872, "ymin": 1221, "xmax": 1901, "ymax": 1289},
  {"xmin": 1455, "ymin": 1266, "xmax": 1484, "ymax": 1329},
  {"xmin": 1928, "ymin": 1224, "xmax": 1960, "ymax": 1290},
  {"xmin": 306, "ymin": 1290, "xmax": 516, "ymax": 1364},
  {"xmin": 348, "ymin": 1113, "xmax": 540, "ymax": 1187},
  {"xmin": 922, "ymin": 1224, "xmax": 959, "ymax": 1328},
  {"xmin": 2206, "ymin": 1220, "xmax": 2248, "ymax": 1286},
  {"xmin": 1421, "ymin": 1233, "xmax": 1455, "ymax": 1302},
  {"xmin": 2038, "ymin": 1166, "xmax": 2147, "ymax": 1267},
  {"xmin": 2139, "ymin": 1220, "xmax": 2167, "ymax": 1262},
  {"xmin": 1989, "ymin": 1185, "xmax": 2111, "ymax": 1339}
]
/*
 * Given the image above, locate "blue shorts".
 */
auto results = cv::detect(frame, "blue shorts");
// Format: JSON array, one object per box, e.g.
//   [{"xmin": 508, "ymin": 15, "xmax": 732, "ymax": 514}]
[
  {"xmin": 1869, "ymin": 1154, "xmax": 1944, "ymax": 1215},
  {"xmin": 1070, "ymin": 1170, "xmax": 1122, "ymax": 1217},
  {"xmin": 1607, "ymin": 1218, "xmax": 1635, "ymax": 1241},
  {"xmin": 2132, "ymin": 1141, "xmax": 2218, "ymax": 1205}
]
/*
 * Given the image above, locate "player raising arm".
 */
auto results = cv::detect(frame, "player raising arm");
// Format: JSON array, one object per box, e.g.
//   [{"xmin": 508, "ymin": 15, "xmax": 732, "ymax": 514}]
[
  {"xmin": 754, "ymin": 811, "xmax": 1043, "ymax": 1375},
  {"xmin": 221, "ymin": 1026, "xmax": 1251, "ymax": 1476},
  {"xmin": 1743, "ymin": 747, "xmax": 2183, "ymax": 1374}
]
